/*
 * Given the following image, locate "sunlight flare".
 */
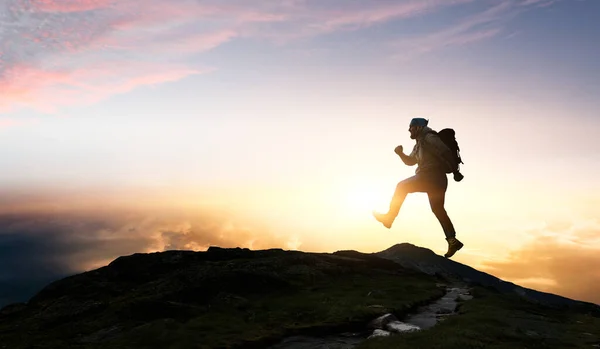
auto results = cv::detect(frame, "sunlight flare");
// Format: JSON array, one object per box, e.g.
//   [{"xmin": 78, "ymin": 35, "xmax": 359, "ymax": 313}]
[{"xmin": 340, "ymin": 179, "xmax": 391, "ymax": 217}]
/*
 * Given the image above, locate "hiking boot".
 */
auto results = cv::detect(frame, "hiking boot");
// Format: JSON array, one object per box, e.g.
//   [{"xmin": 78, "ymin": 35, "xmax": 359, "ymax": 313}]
[
  {"xmin": 372, "ymin": 211, "xmax": 393, "ymax": 229},
  {"xmin": 444, "ymin": 237, "xmax": 463, "ymax": 258}
]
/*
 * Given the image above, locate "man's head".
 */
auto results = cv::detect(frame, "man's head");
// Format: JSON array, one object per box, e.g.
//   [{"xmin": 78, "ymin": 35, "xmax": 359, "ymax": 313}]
[{"xmin": 409, "ymin": 117, "xmax": 428, "ymax": 139}]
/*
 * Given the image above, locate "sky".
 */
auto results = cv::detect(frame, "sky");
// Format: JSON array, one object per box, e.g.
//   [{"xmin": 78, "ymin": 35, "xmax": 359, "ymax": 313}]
[{"xmin": 1, "ymin": 0, "xmax": 600, "ymax": 307}]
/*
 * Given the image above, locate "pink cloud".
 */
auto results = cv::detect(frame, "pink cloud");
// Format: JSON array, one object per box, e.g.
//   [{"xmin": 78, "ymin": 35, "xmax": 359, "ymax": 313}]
[
  {"xmin": 0, "ymin": 63, "xmax": 211, "ymax": 113},
  {"xmin": 0, "ymin": 0, "xmax": 564, "ymax": 114},
  {"xmin": 388, "ymin": 0, "xmax": 567, "ymax": 61},
  {"xmin": 1, "ymin": 0, "xmax": 293, "ymax": 113},
  {"xmin": 0, "ymin": 118, "xmax": 33, "ymax": 128},
  {"xmin": 102, "ymin": 29, "xmax": 240, "ymax": 56},
  {"xmin": 390, "ymin": 1, "xmax": 514, "ymax": 60},
  {"xmin": 0, "ymin": 0, "xmax": 243, "ymax": 113},
  {"xmin": 520, "ymin": 0, "xmax": 560, "ymax": 7},
  {"xmin": 321, "ymin": 0, "xmax": 474, "ymax": 30},
  {"xmin": 244, "ymin": 0, "xmax": 478, "ymax": 42},
  {"xmin": 236, "ymin": 11, "xmax": 288, "ymax": 23},
  {"xmin": 172, "ymin": 30, "xmax": 239, "ymax": 54},
  {"xmin": 26, "ymin": 0, "xmax": 116, "ymax": 13}
]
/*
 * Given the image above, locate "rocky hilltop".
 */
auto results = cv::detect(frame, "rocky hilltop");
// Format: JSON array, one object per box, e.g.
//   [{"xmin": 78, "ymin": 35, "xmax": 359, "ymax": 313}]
[
  {"xmin": 0, "ymin": 244, "xmax": 598, "ymax": 349},
  {"xmin": 376, "ymin": 243, "xmax": 598, "ymax": 310}
]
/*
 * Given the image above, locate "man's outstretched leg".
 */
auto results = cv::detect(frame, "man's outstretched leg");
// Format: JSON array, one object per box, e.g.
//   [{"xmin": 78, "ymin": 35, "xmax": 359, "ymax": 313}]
[
  {"xmin": 428, "ymin": 189, "xmax": 463, "ymax": 258},
  {"xmin": 373, "ymin": 176, "xmax": 421, "ymax": 229}
]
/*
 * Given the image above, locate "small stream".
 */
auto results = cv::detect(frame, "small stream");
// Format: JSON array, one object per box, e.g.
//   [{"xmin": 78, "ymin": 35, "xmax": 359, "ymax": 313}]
[
  {"xmin": 403, "ymin": 286, "xmax": 472, "ymax": 330},
  {"xmin": 267, "ymin": 285, "xmax": 472, "ymax": 349}
]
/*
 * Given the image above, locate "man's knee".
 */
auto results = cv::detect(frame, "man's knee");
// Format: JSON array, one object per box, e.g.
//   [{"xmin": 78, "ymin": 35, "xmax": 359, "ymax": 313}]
[
  {"xmin": 396, "ymin": 176, "xmax": 419, "ymax": 193},
  {"xmin": 431, "ymin": 204, "xmax": 447, "ymax": 216},
  {"xmin": 429, "ymin": 194, "xmax": 447, "ymax": 215},
  {"xmin": 395, "ymin": 181, "xmax": 406, "ymax": 192}
]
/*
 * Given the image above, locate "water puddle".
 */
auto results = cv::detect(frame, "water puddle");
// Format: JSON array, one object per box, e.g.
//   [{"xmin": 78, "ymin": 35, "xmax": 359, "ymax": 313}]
[{"xmin": 267, "ymin": 285, "xmax": 471, "ymax": 349}]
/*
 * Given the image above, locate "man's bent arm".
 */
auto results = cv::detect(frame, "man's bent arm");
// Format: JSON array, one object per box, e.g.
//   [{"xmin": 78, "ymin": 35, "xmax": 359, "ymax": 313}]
[{"xmin": 399, "ymin": 148, "xmax": 417, "ymax": 166}]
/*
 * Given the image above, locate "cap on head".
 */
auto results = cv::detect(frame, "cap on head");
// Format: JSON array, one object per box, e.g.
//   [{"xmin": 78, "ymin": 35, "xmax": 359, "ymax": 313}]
[{"xmin": 409, "ymin": 118, "xmax": 429, "ymax": 127}]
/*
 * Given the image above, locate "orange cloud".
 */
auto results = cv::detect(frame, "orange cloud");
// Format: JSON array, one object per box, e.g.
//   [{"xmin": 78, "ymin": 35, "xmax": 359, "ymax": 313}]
[
  {"xmin": 0, "ymin": 191, "xmax": 312, "ymax": 307},
  {"xmin": 481, "ymin": 234, "xmax": 600, "ymax": 305}
]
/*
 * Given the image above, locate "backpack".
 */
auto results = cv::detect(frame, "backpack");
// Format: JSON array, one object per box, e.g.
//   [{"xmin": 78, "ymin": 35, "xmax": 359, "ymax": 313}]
[{"xmin": 426, "ymin": 128, "xmax": 464, "ymax": 175}]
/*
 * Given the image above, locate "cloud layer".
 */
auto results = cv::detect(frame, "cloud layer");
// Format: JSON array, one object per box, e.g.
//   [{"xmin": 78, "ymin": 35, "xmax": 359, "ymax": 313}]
[
  {"xmin": 481, "ymin": 220, "xmax": 600, "ymax": 305},
  {"xmin": 0, "ymin": 204, "xmax": 298, "ymax": 308},
  {"xmin": 1, "ymin": 193, "xmax": 598, "ymax": 308},
  {"xmin": 0, "ymin": 0, "xmax": 562, "ymax": 113}
]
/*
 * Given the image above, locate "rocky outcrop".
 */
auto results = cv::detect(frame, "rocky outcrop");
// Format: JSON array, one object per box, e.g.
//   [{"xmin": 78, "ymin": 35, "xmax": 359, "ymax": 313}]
[{"xmin": 375, "ymin": 243, "xmax": 600, "ymax": 313}]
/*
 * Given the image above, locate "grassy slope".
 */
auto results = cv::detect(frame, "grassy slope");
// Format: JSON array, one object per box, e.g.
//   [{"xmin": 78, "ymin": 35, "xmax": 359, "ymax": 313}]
[
  {"xmin": 113, "ymin": 272, "xmax": 443, "ymax": 349},
  {"xmin": 2, "ymin": 248, "xmax": 598, "ymax": 349},
  {"xmin": 0, "ymin": 250, "xmax": 444, "ymax": 349},
  {"xmin": 358, "ymin": 286, "xmax": 600, "ymax": 349}
]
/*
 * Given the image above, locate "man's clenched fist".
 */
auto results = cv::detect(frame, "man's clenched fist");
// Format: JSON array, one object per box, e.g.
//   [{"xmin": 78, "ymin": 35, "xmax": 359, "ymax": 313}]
[{"xmin": 394, "ymin": 145, "xmax": 403, "ymax": 155}]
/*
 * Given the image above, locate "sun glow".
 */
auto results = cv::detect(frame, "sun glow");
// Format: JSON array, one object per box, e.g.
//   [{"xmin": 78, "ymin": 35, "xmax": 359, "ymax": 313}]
[{"xmin": 341, "ymin": 179, "xmax": 391, "ymax": 216}]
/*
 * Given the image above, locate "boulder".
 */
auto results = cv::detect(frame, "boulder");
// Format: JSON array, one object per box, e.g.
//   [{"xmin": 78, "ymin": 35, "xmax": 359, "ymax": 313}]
[
  {"xmin": 367, "ymin": 313, "xmax": 398, "ymax": 330},
  {"xmin": 386, "ymin": 321, "xmax": 421, "ymax": 333},
  {"xmin": 368, "ymin": 329, "xmax": 391, "ymax": 338}
]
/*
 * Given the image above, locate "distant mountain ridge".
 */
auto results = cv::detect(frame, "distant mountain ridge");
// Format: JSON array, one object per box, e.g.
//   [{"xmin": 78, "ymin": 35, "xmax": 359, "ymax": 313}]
[{"xmin": 372, "ymin": 243, "xmax": 599, "ymax": 311}]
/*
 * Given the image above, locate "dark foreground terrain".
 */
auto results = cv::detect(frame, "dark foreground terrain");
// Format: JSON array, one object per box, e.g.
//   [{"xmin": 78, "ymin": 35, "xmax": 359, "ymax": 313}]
[{"xmin": 0, "ymin": 244, "xmax": 598, "ymax": 348}]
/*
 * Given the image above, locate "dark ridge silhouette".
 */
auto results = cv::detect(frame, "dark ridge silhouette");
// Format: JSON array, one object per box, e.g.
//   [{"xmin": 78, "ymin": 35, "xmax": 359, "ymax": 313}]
[
  {"xmin": 375, "ymin": 243, "xmax": 600, "ymax": 312},
  {"xmin": 0, "ymin": 244, "xmax": 598, "ymax": 348}
]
